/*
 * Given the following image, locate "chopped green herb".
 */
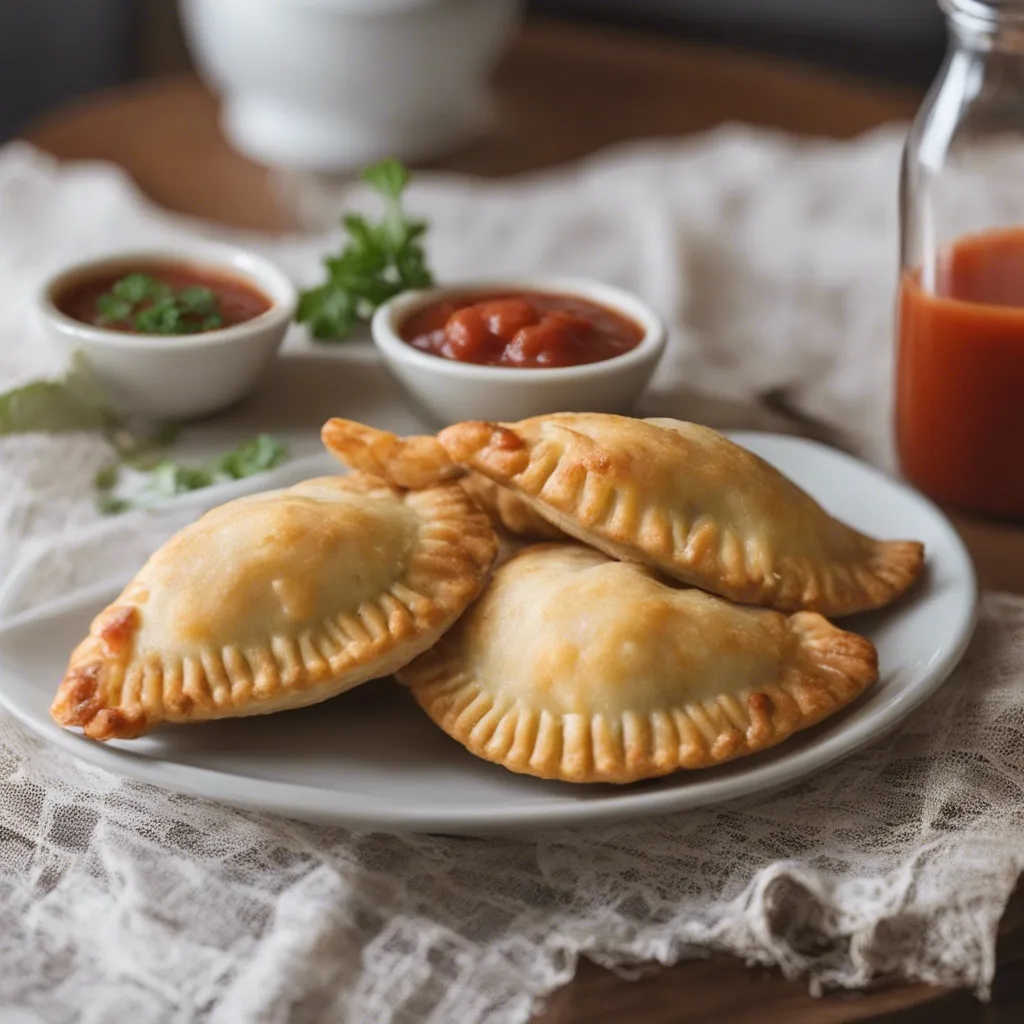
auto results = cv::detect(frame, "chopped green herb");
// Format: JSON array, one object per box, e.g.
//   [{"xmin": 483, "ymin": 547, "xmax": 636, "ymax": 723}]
[
  {"xmin": 93, "ymin": 464, "xmax": 120, "ymax": 491},
  {"xmin": 96, "ymin": 294, "xmax": 133, "ymax": 324},
  {"xmin": 113, "ymin": 273, "xmax": 166, "ymax": 304},
  {"xmin": 212, "ymin": 433, "xmax": 289, "ymax": 479},
  {"xmin": 147, "ymin": 461, "xmax": 214, "ymax": 497},
  {"xmin": 0, "ymin": 355, "xmax": 290, "ymax": 516},
  {"xmin": 297, "ymin": 158, "xmax": 435, "ymax": 341},
  {"xmin": 95, "ymin": 273, "xmax": 225, "ymax": 334},
  {"xmin": 96, "ymin": 434, "xmax": 290, "ymax": 515},
  {"xmin": 178, "ymin": 286, "xmax": 218, "ymax": 315},
  {"xmin": 97, "ymin": 494, "xmax": 132, "ymax": 516},
  {"xmin": 363, "ymin": 158, "xmax": 409, "ymax": 199}
]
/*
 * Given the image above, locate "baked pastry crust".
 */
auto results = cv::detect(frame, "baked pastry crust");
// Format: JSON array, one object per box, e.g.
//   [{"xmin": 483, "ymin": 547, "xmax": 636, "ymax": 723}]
[
  {"xmin": 400, "ymin": 544, "xmax": 879, "ymax": 783},
  {"xmin": 458, "ymin": 474, "xmax": 564, "ymax": 541},
  {"xmin": 51, "ymin": 474, "xmax": 497, "ymax": 740},
  {"xmin": 322, "ymin": 418, "xmax": 562, "ymax": 539},
  {"xmin": 321, "ymin": 418, "xmax": 461, "ymax": 490},
  {"xmin": 437, "ymin": 413, "xmax": 924, "ymax": 616}
]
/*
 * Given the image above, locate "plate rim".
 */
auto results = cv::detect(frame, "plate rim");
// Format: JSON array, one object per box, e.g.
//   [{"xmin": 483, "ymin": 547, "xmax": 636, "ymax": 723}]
[{"xmin": 0, "ymin": 432, "xmax": 979, "ymax": 834}]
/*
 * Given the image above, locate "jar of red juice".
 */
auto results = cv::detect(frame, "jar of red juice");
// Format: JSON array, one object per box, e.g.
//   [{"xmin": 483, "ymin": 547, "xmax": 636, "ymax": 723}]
[{"xmin": 897, "ymin": 0, "xmax": 1024, "ymax": 517}]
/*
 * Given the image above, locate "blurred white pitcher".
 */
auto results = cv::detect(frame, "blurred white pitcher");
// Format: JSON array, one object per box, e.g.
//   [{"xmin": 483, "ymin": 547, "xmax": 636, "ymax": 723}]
[{"xmin": 180, "ymin": 0, "xmax": 520, "ymax": 171}]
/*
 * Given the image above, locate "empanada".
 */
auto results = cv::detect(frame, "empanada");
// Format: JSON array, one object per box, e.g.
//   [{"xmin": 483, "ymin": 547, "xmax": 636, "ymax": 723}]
[
  {"xmin": 459, "ymin": 473, "xmax": 564, "ymax": 541},
  {"xmin": 321, "ymin": 418, "xmax": 562, "ymax": 540},
  {"xmin": 52, "ymin": 474, "xmax": 497, "ymax": 740},
  {"xmin": 437, "ymin": 413, "xmax": 924, "ymax": 616},
  {"xmin": 399, "ymin": 544, "xmax": 879, "ymax": 783}
]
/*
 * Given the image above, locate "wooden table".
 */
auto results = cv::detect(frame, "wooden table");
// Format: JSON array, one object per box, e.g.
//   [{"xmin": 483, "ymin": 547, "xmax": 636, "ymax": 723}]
[{"xmin": 24, "ymin": 18, "xmax": 1024, "ymax": 1024}]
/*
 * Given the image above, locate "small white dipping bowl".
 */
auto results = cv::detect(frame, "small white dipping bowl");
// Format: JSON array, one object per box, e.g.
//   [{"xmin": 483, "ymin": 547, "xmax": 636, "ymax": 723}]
[
  {"xmin": 371, "ymin": 277, "xmax": 667, "ymax": 425},
  {"xmin": 37, "ymin": 244, "xmax": 297, "ymax": 420}
]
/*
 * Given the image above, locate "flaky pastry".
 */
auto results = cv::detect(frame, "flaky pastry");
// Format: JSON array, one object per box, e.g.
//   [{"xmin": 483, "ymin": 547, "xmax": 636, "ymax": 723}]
[
  {"xmin": 51, "ymin": 474, "xmax": 497, "ymax": 740},
  {"xmin": 321, "ymin": 418, "xmax": 562, "ymax": 539},
  {"xmin": 400, "ymin": 544, "xmax": 879, "ymax": 783},
  {"xmin": 437, "ymin": 413, "xmax": 924, "ymax": 616}
]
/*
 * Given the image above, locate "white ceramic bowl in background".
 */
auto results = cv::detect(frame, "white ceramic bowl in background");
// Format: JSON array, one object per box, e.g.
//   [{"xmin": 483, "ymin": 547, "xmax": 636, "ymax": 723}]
[
  {"xmin": 37, "ymin": 245, "xmax": 297, "ymax": 421},
  {"xmin": 371, "ymin": 277, "xmax": 667, "ymax": 425},
  {"xmin": 179, "ymin": 0, "xmax": 521, "ymax": 171}
]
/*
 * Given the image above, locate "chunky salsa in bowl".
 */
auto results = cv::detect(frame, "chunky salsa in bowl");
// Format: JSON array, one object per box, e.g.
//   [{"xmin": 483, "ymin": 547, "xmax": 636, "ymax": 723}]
[
  {"xmin": 372, "ymin": 278, "xmax": 666, "ymax": 425},
  {"xmin": 399, "ymin": 291, "xmax": 646, "ymax": 369}
]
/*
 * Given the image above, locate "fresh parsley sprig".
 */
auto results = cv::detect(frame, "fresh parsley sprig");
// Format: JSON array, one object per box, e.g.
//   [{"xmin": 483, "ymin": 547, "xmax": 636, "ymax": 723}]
[
  {"xmin": 297, "ymin": 159, "xmax": 434, "ymax": 341},
  {"xmin": 96, "ymin": 273, "xmax": 224, "ymax": 334}
]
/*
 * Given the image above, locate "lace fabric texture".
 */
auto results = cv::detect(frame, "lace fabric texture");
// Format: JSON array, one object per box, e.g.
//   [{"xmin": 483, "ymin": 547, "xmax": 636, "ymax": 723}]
[{"xmin": 1, "ymin": 136, "xmax": 1021, "ymax": 1023}]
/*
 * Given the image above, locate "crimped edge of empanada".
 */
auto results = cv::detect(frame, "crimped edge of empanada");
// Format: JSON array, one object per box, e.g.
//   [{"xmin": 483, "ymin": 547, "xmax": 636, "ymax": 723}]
[
  {"xmin": 400, "ymin": 610, "xmax": 879, "ymax": 784},
  {"xmin": 322, "ymin": 417, "xmax": 565, "ymax": 541},
  {"xmin": 459, "ymin": 473, "xmax": 565, "ymax": 541},
  {"xmin": 437, "ymin": 418, "xmax": 925, "ymax": 616},
  {"xmin": 322, "ymin": 418, "xmax": 460, "ymax": 489},
  {"xmin": 51, "ymin": 476, "xmax": 498, "ymax": 741}
]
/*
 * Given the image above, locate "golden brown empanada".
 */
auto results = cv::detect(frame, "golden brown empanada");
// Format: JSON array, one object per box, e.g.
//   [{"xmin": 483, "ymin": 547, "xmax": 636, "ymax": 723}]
[
  {"xmin": 458, "ymin": 473, "xmax": 564, "ymax": 540},
  {"xmin": 437, "ymin": 413, "xmax": 924, "ymax": 616},
  {"xmin": 400, "ymin": 544, "xmax": 879, "ymax": 783},
  {"xmin": 52, "ymin": 474, "xmax": 497, "ymax": 741},
  {"xmin": 321, "ymin": 418, "xmax": 562, "ymax": 540},
  {"xmin": 321, "ymin": 418, "xmax": 461, "ymax": 490}
]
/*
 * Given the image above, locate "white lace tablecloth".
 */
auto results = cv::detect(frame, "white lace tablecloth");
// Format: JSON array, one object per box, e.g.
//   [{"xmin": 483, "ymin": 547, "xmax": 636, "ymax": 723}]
[{"xmin": 2, "ymin": 133, "xmax": 1024, "ymax": 1024}]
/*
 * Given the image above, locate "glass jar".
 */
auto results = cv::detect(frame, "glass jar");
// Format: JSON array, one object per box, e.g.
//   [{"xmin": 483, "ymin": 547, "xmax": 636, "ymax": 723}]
[{"xmin": 897, "ymin": 0, "xmax": 1024, "ymax": 517}]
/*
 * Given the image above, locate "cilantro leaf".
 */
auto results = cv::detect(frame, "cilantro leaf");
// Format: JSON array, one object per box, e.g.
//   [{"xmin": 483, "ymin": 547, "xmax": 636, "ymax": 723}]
[
  {"xmin": 94, "ymin": 275, "xmax": 226, "ymax": 335},
  {"xmin": 341, "ymin": 214, "xmax": 384, "ymax": 260},
  {"xmin": 95, "ymin": 294, "xmax": 133, "ymax": 326},
  {"xmin": 298, "ymin": 284, "xmax": 360, "ymax": 340},
  {"xmin": 97, "ymin": 434, "xmax": 290, "ymax": 515},
  {"xmin": 93, "ymin": 464, "xmax": 120, "ymax": 490},
  {"xmin": 297, "ymin": 158, "xmax": 434, "ymax": 341},
  {"xmin": 134, "ymin": 301, "xmax": 182, "ymax": 335},
  {"xmin": 178, "ymin": 286, "xmax": 218, "ymax": 315},
  {"xmin": 97, "ymin": 494, "xmax": 132, "ymax": 516},
  {"xmin": 211, "ymin": 434, "xmax": 288, "ymax": 479},
  {"xmin": 146, "ymin": 461, "xmax": 214, "ymax": 497},
  {"xmin": 112, "ymin": 273, "xmax": 163, "ymax": 304},
  {"xmin": 362, "ymin": 158, "xmax": 408, "ymax": 199},
  {"xmin": 0, "ymin": 354, "xmax": 290, "ymax": 517}
]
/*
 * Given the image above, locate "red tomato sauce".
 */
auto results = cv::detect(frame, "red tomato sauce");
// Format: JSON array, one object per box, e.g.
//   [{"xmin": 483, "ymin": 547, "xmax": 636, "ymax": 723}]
[
  {"xmin": 399, "ymin": 292, "xmax": 645, "ymax": 368},
  {"xmin": 56, "ymin": 261, "xmax": 272, "ymax": 332},
  {"xmin": 897, "ymin": 227, "xmax": 1024, "ymax": 516}
]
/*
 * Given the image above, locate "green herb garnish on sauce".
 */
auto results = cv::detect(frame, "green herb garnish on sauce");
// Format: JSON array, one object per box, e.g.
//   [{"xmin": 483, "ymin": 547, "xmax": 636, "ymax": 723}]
[
  {"xmin": 297, "ymin": 158, "xmax": 435, "ymax": 341},
  {"xmin": 96, "ymin": 273, "xmax": 225, "ymax": 334}
]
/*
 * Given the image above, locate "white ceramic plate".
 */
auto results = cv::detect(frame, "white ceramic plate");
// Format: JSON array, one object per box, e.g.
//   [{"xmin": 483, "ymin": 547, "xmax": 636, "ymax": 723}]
[{"xmin": 0, "ymin": 434, "xmax": 977, "ymax": 835}]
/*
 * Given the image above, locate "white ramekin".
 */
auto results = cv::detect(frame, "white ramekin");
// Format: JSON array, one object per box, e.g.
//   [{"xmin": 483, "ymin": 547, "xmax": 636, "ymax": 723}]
[
  {"xmin": 180, "ymin": 0, "xmax": 521, "ymax": 170},
  {"xmin": 37, "ymin": 244, "xmax": 297, "ymax": 420},
  {"xmin": 371, "ymin": 277, "xmax": 667, "ymax": 425}
]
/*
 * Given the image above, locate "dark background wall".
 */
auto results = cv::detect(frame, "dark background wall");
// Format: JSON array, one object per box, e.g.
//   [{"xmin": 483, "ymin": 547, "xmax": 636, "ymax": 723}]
[
  {"xmin": 0, "ymin": 0, "xmax": 138, "ymax": 140},
  {"xmin": 0, "ymin": 0, "xmax": 946, "ymax": 142},
  {"xmin": 529, "ymin": 0, "xmax": 946, "ymax": 85}
]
